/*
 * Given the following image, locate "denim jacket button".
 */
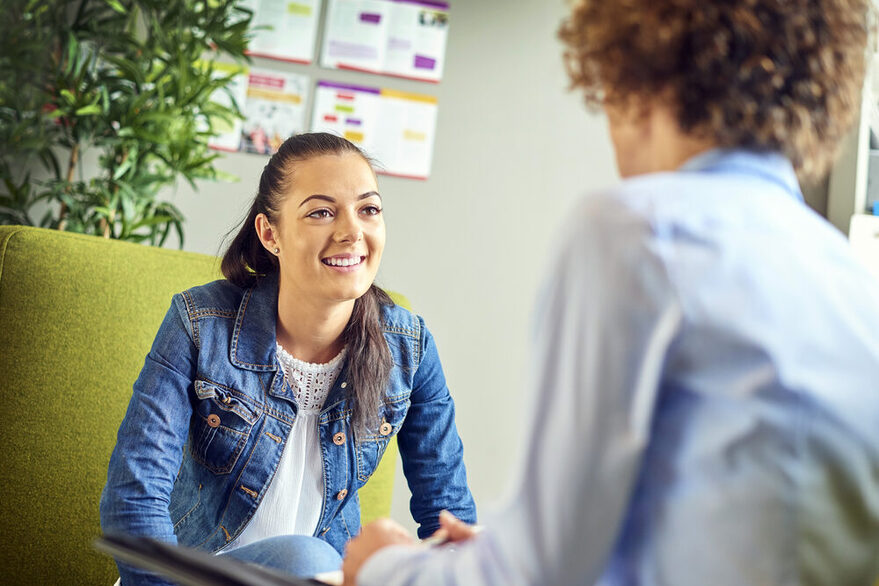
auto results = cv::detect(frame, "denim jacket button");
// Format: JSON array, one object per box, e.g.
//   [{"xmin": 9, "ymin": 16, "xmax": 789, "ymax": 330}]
[
  {"xmin": 340, "ymin": 381, "xmax": 348, "ymax": 389},
  {"xmin": 336, "ymin": 489, "xmax": 348, "ymax": 501},
  {"xmin": 379, "ymin": 422, "xmax": 392, "ymax": 436},
  {"xmin": 333, "ymin": 432, "xmax": 346, "ymax": 445},
  {"xmin": 207, "ymin": 414, "xmax": 221, "ymax": 428}
]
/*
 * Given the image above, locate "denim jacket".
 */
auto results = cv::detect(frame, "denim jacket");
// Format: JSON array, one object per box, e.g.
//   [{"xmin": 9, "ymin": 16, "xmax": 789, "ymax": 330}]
[{"xmin": 100, "ymin": 275, "xmax": 476, "ymax": 585}]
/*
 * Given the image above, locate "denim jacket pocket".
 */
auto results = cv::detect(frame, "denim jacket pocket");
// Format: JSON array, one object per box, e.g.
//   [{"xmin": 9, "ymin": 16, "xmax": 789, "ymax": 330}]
[
  {"xmin": 356, "ymin": 398, "xmax": 409, "ymax": 484},
  {"xmin": 190, "ymin": 379, "xmax": 259, "ymax": 474}
]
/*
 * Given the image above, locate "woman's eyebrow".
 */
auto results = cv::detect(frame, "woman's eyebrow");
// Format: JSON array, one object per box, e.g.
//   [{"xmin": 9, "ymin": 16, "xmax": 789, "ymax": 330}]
[
  {"xmin": 298, "ymin": 191, "xmax": 381, "ymax": 207},
  {"xmin": 299, "ymin": 194, "xmax": 334, "ymax": 207}
]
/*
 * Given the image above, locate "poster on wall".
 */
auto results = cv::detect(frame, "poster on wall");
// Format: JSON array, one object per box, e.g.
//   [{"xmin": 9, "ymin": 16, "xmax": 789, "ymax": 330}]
[
  {"xmin": 320, "ymin": 0, "xmax": 449, "ymax": 83},
  {"xmin": 240, "ymin": 0, "xmax": 323, "ymax": 64},
  {"xmin": 241, "ymin": 69, "xmax": 309, "ymax": 154},
  {"xmin": 206, "ymin": 62, "xmax": 249, "ymax": 152},
  {"xmin": 311, "ymin": 80, "xmax": 438, "ymax": 179},
  {"xmin": 206, "ymin": 64, "xmax": 310, "ymax": 155}
]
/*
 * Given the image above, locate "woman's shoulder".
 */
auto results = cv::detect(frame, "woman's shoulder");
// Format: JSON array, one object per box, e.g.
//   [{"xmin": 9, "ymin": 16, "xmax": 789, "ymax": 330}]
[
  {"xmin": 177, "ymin": 278, "xmax": 245, "ymax": 315},
  {"xmin": 379, "ymin": 301, "xmax": 424, "ymax": 341}
]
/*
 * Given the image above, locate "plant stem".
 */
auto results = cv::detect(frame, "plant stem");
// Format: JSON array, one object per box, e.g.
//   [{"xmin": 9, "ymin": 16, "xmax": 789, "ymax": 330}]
[
  {"xmin": 101, "ymin": 148, "xmax": 127, "ymax": 239},
  {"xmin": 73, "ymin": 0, "xmax": 88, "ymax": 28},
  {"xmin": 66, "ymin": 144, "xmax": 79, "ymax": 184},
  {"xmin": 57, "ymin": 142, "xmax": 80, "ymax": 231}
]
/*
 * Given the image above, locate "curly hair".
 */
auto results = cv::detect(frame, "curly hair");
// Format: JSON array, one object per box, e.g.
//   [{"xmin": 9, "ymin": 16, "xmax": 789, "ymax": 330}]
[{"xmin": 559, "ymin": 0, "xmax": 873, "ymax": 179}]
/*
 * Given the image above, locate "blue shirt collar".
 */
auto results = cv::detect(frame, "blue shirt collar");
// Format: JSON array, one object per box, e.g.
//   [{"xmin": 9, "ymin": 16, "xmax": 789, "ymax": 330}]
[{"xmin": 678, "ymin": 148, "xmax": 804, "ymax": 203}]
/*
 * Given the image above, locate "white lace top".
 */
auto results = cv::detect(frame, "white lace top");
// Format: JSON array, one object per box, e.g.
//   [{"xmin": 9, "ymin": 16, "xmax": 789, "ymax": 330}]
[{"xmin": 224, "ymin": 344, "xmax": 346, "ymax": 551}]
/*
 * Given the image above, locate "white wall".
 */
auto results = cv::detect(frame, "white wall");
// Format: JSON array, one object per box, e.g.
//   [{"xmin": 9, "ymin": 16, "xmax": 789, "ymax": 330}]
[{"xmin": 162, "ymin": 0, "xmax": 619, "ymax": 531}]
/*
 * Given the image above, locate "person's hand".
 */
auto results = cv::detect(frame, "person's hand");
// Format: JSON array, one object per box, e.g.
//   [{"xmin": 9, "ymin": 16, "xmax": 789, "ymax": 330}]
[
  {"xmin": 342, "ymin": 518, "xmax": 415, "ymax": 586},
  {"xmin": 427, "ymin": 510, "xmax": 480, "ymax": 544}
]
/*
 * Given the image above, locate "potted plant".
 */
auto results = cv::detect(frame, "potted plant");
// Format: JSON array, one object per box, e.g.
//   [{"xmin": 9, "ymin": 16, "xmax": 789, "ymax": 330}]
[{"xmin": 0, "ymin": 0, "xmax": 253, "ymax": 246}]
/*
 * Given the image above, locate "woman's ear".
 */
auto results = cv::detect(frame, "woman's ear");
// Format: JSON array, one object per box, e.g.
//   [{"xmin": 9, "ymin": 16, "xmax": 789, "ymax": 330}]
[{"xmin": 255, "ymin": 213, "xmax": 280, "ymax": 255}]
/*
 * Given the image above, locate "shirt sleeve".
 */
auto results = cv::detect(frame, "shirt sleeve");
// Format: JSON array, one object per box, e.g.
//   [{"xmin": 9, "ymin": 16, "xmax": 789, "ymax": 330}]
[
  {"xmin": 396, "ymin": 318, "xmax": 477, "ymax": 538},
  {"xmin": 359, "ymin": 195, "xmax": 682, "ymax": 586},
  {"xmin": 100, "ymin": 294, "xmax": 198, "ymax": 586}
]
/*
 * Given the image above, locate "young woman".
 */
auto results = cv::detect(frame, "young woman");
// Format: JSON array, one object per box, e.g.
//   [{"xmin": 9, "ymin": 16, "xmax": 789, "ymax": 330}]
[{"xmin": 100, "ymin": 132, "xmax": 476, "ymax": 585}]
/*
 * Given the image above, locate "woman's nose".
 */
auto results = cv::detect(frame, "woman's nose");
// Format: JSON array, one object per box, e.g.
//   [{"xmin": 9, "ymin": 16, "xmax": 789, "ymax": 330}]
[{"xmin": 334, "ymin": 212, "xmax": 363, "ymax": 243}]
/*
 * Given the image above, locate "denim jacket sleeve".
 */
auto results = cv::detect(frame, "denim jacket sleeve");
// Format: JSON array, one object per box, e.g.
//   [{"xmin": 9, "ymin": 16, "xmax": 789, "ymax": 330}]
[
  {"xmin": 397, "ymin": 320, "xmax": 477, "ymax": 538},
  {"xmin": 100, "ymin": 294, "xmax": 196, "ymax": 586}
]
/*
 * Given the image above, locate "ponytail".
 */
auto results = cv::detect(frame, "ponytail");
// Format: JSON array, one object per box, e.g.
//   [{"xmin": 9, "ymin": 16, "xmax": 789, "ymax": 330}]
[
  {"xmin": 221, "ymin": 201, "xmax": 278, "ymax": 288},
  {"xmin": 344, "ymin": 285, "xmax": 394, "ymax": 433}
]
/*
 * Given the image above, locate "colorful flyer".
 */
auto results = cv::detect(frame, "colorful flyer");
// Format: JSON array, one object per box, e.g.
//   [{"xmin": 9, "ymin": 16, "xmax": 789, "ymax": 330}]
[
  {"xmin": 310, "ymin": 80, "xmax": 438, "ymax": 179},
  {"xmin": 240, "ymin": 0, "xmax": 322, "ymax": 64},
  {"xmin": 320, "ymin": 0, "xmax": 449, "ymax": 83},
  {"xmin": 383, "ymin": 0, "xmax": 448, "ymax": 80},
  {"xmin": 206, "ymin": 62, "xmax": 249, "ymax": 153},
  {"xmin": 241, "ymin": 69, "xmax": 309, "ymax": 154}
]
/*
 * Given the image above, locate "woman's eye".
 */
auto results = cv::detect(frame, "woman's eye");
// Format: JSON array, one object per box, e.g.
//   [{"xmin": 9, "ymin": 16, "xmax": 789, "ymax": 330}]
[
  {"xmin": 361, "ymin": 205, "xmax": 382, "ymax": 216},
  {"xmin": 307, "ymin": 209, "xmax": 332, "ymax": 219}
]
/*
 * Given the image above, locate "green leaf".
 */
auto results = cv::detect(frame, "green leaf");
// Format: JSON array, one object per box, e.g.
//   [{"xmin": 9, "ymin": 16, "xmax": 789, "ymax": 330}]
[
  {"xmin": 120, "ymin": 188, "xmax": 135, "ymax": 220},
  {"xmin": 101, "ymin": 86, "xmax": 110, "ymax": 113},
  {"xmin": 103, "ymin": 54, "xmax": 144, "ymax": 86},
  {"xmin": 0, "ymin": 205, "xmax": 33, "ymax": 225},
  {"xmin": 74, "ymin": 104, "xmax": 102, "ymax": 116},
  {"xmin": 60, "ymin": 89, "xmax": 76, "ymax": 105},
  {"xmin": 134, "ymin": 111, "xmax": 177, "ymax": 124},
  {"xmin": 92, "ymin": 206, "xmax": 114, "ymax": 216},
  {"xmin": 38, "ymin": 149, "xmax": 62, "ymax": 179},
  {"xmin": 115, "ymin": 180, "xmax": 137, "ymax": 201},
  {"xmin": 112, "ymin": 156, "xmax": 133, "ymax": 180},
  {"xmin": 130, "ymin": 214, "xmax": 172, "ymax": 229},
  {"xmin": 64, "ymin": 34, "xmax": 79, "ymax": 76},
  {"xmin": 104, "ymin": 0, "xmax": 127, "ymax": 14}
]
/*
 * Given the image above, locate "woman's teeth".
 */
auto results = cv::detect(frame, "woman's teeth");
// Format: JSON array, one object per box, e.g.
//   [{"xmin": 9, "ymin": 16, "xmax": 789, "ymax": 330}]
[{"xmin": 324, "ymin": 256, "xmax": 363, "ymax": 267}]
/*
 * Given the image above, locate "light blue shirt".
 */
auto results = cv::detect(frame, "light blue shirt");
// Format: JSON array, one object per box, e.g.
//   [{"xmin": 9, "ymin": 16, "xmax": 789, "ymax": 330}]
[{"xmin": 360, "ymin": 150, "xmax": 879, "ymax": 585}]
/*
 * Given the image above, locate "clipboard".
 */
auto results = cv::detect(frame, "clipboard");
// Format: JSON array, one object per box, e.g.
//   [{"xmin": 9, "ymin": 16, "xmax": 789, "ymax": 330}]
[{"xmin": 94, "ymin": 533, "xmax": 331, "ymax": 586}]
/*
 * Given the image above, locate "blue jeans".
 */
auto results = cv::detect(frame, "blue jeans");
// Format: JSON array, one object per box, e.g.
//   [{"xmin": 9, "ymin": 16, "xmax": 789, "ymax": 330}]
[{"xmin": 219, "ymin": 535, "xmax": 342, "ymax": 578}]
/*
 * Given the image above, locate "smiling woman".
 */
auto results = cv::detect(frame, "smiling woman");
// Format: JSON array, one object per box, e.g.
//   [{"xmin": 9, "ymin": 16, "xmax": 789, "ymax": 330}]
[
  {"xmin": 99, "ymin": 133, "xmax": 477, "ymax": 586},
  {"xmin": 238, "ymin": 139, "xmax": 389, "ymax": 431}
]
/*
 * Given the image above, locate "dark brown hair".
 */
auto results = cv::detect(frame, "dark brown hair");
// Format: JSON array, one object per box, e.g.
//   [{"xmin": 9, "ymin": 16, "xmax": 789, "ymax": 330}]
[
  {"xmin": 558, "ymin": 0, "xmax": 873, "ymax": 180},
  {"xmin": 221, "ymin": 132, "xmax": 394, "ymax": 434}
]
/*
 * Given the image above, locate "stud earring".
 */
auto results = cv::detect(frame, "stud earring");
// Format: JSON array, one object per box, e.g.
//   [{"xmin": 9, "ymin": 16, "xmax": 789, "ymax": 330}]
[{"xmin": 273, "ymin": 247, "xmax": 280, "ymax": 254}]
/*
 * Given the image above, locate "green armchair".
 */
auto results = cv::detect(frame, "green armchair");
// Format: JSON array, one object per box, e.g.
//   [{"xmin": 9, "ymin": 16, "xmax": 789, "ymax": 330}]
[{"xmin": 0, "ymin": 226, "xmax": 398, "ymax": 584}]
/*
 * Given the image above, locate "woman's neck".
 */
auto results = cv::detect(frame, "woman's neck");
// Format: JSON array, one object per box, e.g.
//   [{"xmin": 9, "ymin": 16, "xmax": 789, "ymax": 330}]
[{"xmin": 275, "ymin": 281, "xmax": 354, "ymax": 364}]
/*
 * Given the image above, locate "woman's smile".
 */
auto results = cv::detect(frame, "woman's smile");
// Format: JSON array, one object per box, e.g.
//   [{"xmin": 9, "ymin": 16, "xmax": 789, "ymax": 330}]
[
  {"xmin": 322, "ymin": 254, "xmax": 367, "ymax": 271},
  {"xmin": 256, "ymin": 151, "xmax": 386, "ymax": 304}
]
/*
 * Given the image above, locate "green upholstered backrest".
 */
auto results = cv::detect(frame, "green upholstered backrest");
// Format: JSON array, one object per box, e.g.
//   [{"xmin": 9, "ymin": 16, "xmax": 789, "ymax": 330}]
[{"xmin": 0, "ymin": 225, "xmax": 400, "ymax": 584}]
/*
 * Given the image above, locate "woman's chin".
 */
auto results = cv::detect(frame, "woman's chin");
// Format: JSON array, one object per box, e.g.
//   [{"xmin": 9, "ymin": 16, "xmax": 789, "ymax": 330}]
[{"xmin": 323, "ymin": 284, "xmax": 373, "ymax": 304}]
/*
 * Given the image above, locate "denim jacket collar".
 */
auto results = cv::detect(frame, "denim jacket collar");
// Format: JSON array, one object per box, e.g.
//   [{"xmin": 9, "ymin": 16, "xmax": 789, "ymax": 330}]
[
  {"xmin": 230, "ymin": 272, "xmax": 352, "ymax": 412},
  {"xmin": 230, "ymin": 273, "xmax": 280, "ymax": 372}
]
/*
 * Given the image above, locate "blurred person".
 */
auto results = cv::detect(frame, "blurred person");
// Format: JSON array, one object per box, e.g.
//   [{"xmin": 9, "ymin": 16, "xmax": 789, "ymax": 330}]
[{"xmin": 342, "ymin": 0, "xmax": 879, "ymax": 584}]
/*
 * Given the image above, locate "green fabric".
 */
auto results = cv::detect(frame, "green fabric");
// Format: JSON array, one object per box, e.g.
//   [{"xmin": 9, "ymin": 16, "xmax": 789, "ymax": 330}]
[{"xmin": 0, "ymin": 225, "xmax": 400, "ymax": 584}]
